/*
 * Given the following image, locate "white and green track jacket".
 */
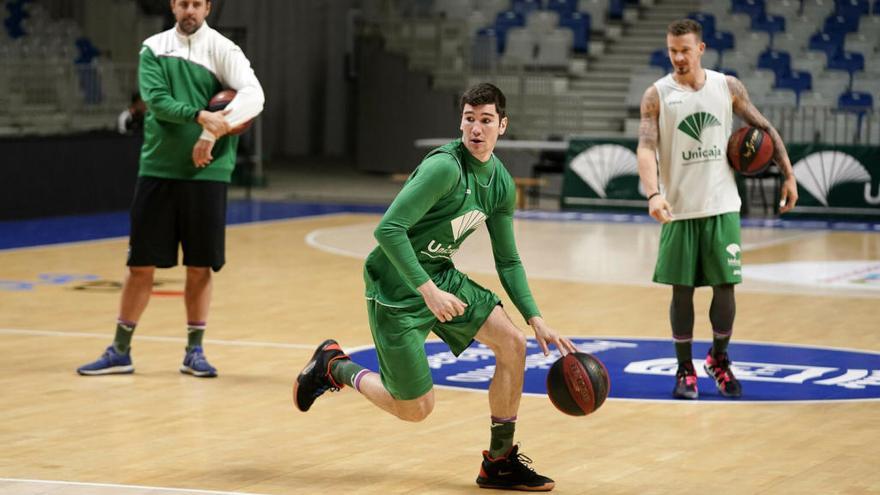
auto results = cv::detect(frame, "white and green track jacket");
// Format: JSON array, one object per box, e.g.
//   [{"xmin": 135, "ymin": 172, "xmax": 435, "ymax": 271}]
[{"xmin": 138, "ymin": 21, "xmax": 264, "ymax": 182}]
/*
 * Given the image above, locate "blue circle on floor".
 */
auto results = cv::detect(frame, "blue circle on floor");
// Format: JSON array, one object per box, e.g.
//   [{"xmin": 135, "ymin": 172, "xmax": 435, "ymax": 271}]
[{"xmin": 347, "ymin": 337, "xmax": 880, "ymax": 402}]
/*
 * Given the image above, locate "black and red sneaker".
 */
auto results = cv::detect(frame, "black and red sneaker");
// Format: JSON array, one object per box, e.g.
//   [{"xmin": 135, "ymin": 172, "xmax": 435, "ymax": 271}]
[
  {"xmin": 476, "ymin": 445, "xmax": 555, "ymax": 492},
  {"xmin": 704, "ymin": 350, "xmax": 742, "ymax": 398},
  {"xmin": 673, "ymin": 362, "xmax": 699, "ymax": 400},
  {"xmin": 293, "ymin": 339, "xmax": 349, "ymax": 412}
]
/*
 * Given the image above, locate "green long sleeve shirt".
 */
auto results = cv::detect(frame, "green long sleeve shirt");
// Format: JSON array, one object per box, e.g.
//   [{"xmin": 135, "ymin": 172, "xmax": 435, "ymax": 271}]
[{"xmin": 364, "ymin": 139, "xmax": 540, "ymax": 322}]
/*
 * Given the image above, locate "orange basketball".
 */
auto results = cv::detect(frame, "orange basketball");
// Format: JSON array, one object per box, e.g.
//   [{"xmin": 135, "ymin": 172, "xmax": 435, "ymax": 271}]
[
  {"xmin": 727, "ymin": 126, "xmax": 774, "ymax": 176},
  {"xmin": 206, "ymin": 89, "xmax": 252, "ymax": 136},
  {"xmin": 546, "ymin": 352, "xmax": 610, "ymax": 416}
]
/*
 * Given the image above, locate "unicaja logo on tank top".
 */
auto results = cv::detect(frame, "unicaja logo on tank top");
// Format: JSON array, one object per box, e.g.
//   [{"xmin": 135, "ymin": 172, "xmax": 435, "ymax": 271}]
[
  {"xmin": 677, "ymin": 112, "xmax": 723, "ymax": 164},
  {"xmin": 421, "ymin": 210, "xmax": 487, "ymax": 260}
]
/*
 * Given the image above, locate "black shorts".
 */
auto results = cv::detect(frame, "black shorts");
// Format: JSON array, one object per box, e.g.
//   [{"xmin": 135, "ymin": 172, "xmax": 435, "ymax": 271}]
[{"xmin": 127, "ymin": 177, "xmax": 228, "ymax": 272}]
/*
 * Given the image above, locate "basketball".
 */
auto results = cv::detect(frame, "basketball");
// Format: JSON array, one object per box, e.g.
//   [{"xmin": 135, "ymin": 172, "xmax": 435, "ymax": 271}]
[
  {"xmin": 206, "ymin": 89, "xmax": 252, "ymax": 135},
  {"xmin": 546, "ymin": 352, "xmax": 610, "ymax": 416},
  {"xmin": 727, "ymin": 126, "xmax": 774, "ymax": 176}
]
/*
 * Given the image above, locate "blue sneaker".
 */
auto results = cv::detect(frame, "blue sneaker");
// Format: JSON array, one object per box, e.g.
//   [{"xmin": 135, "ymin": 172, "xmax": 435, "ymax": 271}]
[
  {"xmin": 77, "ymin": 346, "xmax": 134, "ymax": 375},
  {"xmin": 180, "ymin": 346, "xmax": 217, "ymax": 377}
]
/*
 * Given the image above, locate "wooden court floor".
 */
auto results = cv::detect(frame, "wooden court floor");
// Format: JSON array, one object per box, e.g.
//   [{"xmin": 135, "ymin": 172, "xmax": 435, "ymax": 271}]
[{"xmin": 1, "ymin": 213, "xmax": 879, "ymax": 495}]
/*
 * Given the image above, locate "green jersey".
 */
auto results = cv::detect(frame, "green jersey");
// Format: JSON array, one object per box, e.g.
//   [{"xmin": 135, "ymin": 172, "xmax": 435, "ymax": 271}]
[
  {"xmin": 364, "ymin": 139, "xmax": 540, "ymax": 321},
  {"xmin": 138, "ymin": 22, "xmax": 264, "ymax": 182}
]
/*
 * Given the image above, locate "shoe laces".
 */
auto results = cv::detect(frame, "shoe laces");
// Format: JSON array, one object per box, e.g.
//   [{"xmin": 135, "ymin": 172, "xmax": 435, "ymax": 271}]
[
  {"xmin": 710, "ymin": 353, "xmax": 734, "ymax": 382},
  {"xmin": 188, "ymin": 348, "xmax": 210, "ymax": 367},
  {"xmin": 311, "ymin": 383, "xmax": 340, "ymax": 398},
  {"xmin": 505, "ymin": 448, "xmax": 537, "ymax": 476}
]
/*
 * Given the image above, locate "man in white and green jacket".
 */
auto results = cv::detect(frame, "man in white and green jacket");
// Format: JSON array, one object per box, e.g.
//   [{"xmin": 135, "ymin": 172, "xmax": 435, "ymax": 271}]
[{"xmin": 78, "ymin": 0, "xmax": 264, "ymax": 378}]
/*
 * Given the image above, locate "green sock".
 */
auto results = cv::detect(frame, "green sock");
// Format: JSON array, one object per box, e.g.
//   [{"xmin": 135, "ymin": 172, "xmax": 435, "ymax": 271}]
[
  {"xmin": 489, "ymin": 420, "xmax": 516, "ymax": 458},
  {"xmin": 674, "ymin": 340, "xmax": 693, "ymax": 365},
  {"xmin": 112, "ymin": 320, "xmax": 136, "ymax": 353},
  {"xmin": 331, "ymin": 359, "xmax": 367, "ymax": 389},
  {"xmin": 186, "ymin": 321, "xmax": 206, "ymax": 352}
]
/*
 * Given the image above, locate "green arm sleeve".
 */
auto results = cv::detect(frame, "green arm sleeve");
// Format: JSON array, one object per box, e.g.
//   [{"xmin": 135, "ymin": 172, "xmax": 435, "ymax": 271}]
[
  {"xmin": 374, "ymin": 154, "xmax": 460, "ymax": 289},
  {"xmin": 486, "ymin": 185, "xmax": 541, "ymax": 321},
  {"xmin": 138, "ymin": 46, "xmax": 202, "ymax": 124}
]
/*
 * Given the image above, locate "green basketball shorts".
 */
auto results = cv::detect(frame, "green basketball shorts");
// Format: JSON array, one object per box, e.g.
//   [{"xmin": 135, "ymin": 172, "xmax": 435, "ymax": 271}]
[
  {"xmin": 366, "ymin": 270, "xmax": 500, "ymax": 400},
  {"xmin": 653, "ymin": 212, "xmax": 742, "ymax": 287}
]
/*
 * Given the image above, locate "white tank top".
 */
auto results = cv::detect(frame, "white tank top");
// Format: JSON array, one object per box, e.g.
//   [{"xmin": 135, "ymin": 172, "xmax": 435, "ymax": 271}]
[{"xmin": 654, "ymin": 69, "xmax": 741, "ymax": 219}]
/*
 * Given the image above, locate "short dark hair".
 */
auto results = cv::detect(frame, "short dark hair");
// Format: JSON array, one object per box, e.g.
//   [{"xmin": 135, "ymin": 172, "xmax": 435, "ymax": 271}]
[
  {"xmin": 667, "ymin": 19, "xmax": 703, "ymax": 40},
  {"xmin": 460, "ymin": 83, "xmax": 507, "ymax": 120}
]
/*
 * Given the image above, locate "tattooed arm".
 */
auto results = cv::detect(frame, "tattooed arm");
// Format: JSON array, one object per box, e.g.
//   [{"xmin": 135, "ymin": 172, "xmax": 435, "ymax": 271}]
[
  {"xmin": 637, "ymin": 85, "xmax": 672, "ymax": 223},
  {"xmin": 726, "ymin": 75, "xmax": 798, "ymax": 213}
]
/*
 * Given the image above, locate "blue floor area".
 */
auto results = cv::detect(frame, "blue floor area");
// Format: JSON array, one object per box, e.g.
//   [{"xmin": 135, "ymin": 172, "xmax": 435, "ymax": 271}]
[
  {"xmin": 0, "ymin": 200, "xmax": 388, "ymax": 250},
  {"xmin": 2, "ymin": 201, "xmax": 879, "ymax": 251}
]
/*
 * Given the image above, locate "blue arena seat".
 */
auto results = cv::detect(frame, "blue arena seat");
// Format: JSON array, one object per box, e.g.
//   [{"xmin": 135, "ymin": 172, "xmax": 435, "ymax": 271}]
[
  {"xmin": 473, "ymin": 28, "xmax": 499, "ymax": 69},
  {"xmin": 706, "ymin": 30, "xmax": 735, "ymax": 52},
  {"xmin": 74, "ymin": 36, "xmax": 100, "ymax": 64},
  {"xmin": 775, "ymin": 71, "xmax": 813, "ymax": 105},
  {"xmin": 839, "ymin": 91, "xmax": 873, "ymax": 111},
  {"xmin": 731, "ymin": 0, "xmax": 765, "ymax": 19},
  {"xmin": 824, "ymin": 14, "xmax": 861, "ymax": 35},
  {"xmin": 688, "ymin": 12, "xmax": 717, "ymax": 38},
  {"xmin": 706, "ymin": 30, "xmax": 735, "ymax": 66},
  {"xmin": 511, "ymin": 0, "xmax": 542, "ymax": 17},
  {"xmin": 809, "ymin": 31, "xmax": 844, "ymax": 58},
  {"xmin": 558, "ymin": 11, "xmax": 591, "ymax": 53},
  {"xmin": 758, "ymin": 49, "xmax": 792, "ymax": 78},
  {"xmin": 494, "ymin": 10, "xmax": 526, "ymax": 53},
  {"xmin": 546, "ymin": 0, "xmax": 578, "ymax": 17},
  {"xmin": 3, "ymin": 0, "xmax": 30, "ymax": 38},
  {"xmin": 609, "ymin": 0, "xmax": 627, "ymax": 19},
  {"xmin": 836, "ymin": 0, "xmax": 870, "ymax": 18},
  {"xmin": 839, "ymin": 91, "xmax": 874, "ymax": 141},
  {"xmin": 649, "ymin": 49, "xmax": 672, "ymax": 72},
  {"xmin": 751, "ymin": 14, "xmax": 786, "ymax": 38},
  {"xmin": 827, "ymin": 51, "xmax": 865, "ymax": 83}
]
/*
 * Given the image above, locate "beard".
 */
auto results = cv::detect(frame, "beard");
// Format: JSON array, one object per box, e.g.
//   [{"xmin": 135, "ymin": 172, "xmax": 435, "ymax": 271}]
[{"xmin": 178, "ymin": 18, "xmax": 201, "ymax": 35}]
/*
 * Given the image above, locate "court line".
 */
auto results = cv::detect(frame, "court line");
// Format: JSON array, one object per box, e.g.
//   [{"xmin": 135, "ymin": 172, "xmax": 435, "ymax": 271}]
[
  {"xmin": 0, "ymin": 328, "xmax": 317, "ymax": 350},
  {"xmin": 5, "ymin": 328, "xmax": 876, "ymax": 359},
  {"xmin": 305, "ymin": 222, "xmax": 880, "ymax": 298},
  {"xmin": 0, "ymin": 478, "xmax": 270, "ymax": 495},
  {"xmin": 8, "ymin": 327, "xmax": 876, "ymax": 404}
]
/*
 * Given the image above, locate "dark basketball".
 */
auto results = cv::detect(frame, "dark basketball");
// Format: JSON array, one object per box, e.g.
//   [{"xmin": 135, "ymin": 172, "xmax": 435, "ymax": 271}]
[
  {"xmin": 206, "ymin": 89, "xmax": 252, "ymax": 135},
  {"xmin": 727, "ymin": 126, "xmax": 774, "ymax": 176},
  {"xmin": 546, "ymin": 352, "xmax": 610, "ymax": 416}
]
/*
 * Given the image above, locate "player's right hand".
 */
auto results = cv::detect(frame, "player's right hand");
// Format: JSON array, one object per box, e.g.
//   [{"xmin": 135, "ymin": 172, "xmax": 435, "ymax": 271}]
[
  {"xmin": 197, "ymin": 109, "xmax": 231, "ymax": 138},
  {"xmin": 648, "ymin": 194, "xmax": 673, "ymax": 224},
  {"xmin": 418, "ymin": 280, "xmax": 467, "ymax": 322}
]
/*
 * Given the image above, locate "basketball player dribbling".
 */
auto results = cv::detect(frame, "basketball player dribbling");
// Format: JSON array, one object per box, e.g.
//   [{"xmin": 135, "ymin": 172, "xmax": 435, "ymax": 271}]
[
  {"xmin": 292, "ymin": 83, "xmax": 577, "ymax": 491},
  {"xmin": 637, "ymin": 19, "xmax": 799, "ymax": 399}
]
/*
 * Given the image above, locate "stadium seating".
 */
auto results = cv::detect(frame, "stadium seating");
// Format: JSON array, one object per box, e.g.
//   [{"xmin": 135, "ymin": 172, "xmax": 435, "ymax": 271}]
[
  {"xmin": 493, "ymin": 10, "xmax": 526, "ymax": 53},
  {"xmin": 775, "ymin": 71, "xmax": 813, "ymax": 104},
  {"xmin": 757, "ymin": 49, "xmax": 792, "ymax": 79},
  {"xmin": 558, "ymin": 11, "xmax": 590, "ymax": 53}
]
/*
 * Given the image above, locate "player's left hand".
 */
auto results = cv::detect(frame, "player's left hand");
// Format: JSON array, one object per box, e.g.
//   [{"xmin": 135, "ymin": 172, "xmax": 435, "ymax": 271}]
[
  {"xmin": 528, "ymin": 316, "xmax": 578, "ymax": 357},
  {"xmin": 779, "ymin": 176, "xmax": 798, "ymax": 213},
  {"xmin": 192, "ymin": 137, "xmax": 215, "ymax": 167}
]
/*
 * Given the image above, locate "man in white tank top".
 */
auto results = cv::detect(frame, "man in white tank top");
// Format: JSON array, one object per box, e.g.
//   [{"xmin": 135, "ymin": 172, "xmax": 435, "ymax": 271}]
[{"xmin": 636, "ymin": 19, "xmax": 798, "ymax": 400}]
